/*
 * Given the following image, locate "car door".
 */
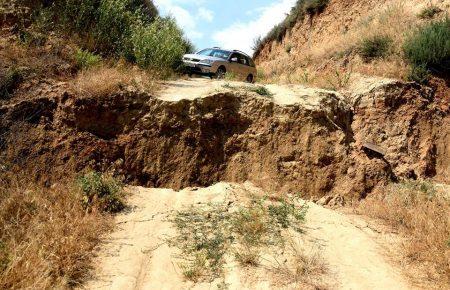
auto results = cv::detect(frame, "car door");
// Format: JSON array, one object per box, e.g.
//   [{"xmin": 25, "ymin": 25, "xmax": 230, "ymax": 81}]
[
  {"xmin": 227, "ymin": 53, "xmax": 242, "ymax": 78},
  {"xmin": 236, "ymin": 53, "xmax": 252, "ymax": 79}
]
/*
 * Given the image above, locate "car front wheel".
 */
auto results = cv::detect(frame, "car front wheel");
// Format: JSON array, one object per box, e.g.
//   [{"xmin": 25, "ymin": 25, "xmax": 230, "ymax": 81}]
[
  {"xmin": 246, "ymin": 74, "xmax": 254, "ymax": 83},
  {"xmin": 216, "ymin": 67, "xmax": 226, "ymax": 79}
]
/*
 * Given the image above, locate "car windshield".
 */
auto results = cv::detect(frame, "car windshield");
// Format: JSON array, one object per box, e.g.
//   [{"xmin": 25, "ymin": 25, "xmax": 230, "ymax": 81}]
[{"xmin": 197, "ymin": 49, "xmax": 231, "ymax": 60}]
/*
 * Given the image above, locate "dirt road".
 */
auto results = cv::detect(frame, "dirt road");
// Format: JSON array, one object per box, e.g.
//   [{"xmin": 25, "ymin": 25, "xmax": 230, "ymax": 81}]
[{"xmin": 84, "ymin": 182, "xmax": 412, "ymax": 290}]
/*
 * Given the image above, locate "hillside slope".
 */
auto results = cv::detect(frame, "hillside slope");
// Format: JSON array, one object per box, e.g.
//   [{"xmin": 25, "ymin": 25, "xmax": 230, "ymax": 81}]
[{"xmin": 255, "ymin": 0, "xmax": 450, "ymax": 87}]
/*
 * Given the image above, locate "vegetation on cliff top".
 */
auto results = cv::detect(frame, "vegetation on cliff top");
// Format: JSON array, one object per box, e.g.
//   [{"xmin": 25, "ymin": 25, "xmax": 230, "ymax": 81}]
[
  {"xmin": 2, "ymin": 0, "xmax": 193, "ymax": 73},
  {"xmin": 253, "ymin": 0, "xmax": 330, "ymax": 58}
]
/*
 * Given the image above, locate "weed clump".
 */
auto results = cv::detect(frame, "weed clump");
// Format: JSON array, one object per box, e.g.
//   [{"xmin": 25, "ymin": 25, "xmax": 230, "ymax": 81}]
[
  {"xmin": 171, "ymin": 204, "xmax": 233, "ymax": 281},
  {"xmin": 358, "ymin": 35, "xmax": 392, "ymax": 62},
  {"xmin": 403, "ymin": 18, "xmax": 450, "ymax": 82},
  {"xmin": 250, "ymin": 85, "xmax": 273, "ymax": 97},
  {"xmin": 170, "ymin": 194, "xmax": 308, "ymax": 282},
  {"xmin": 77, "ymin": 171, "xmax": 126, "ymax": 213}
]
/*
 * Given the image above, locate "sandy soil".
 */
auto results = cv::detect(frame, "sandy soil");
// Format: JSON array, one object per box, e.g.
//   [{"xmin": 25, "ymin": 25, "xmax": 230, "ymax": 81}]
[
  {"xmin": 156, "ymin": 78, "xmax": 344, "ymax": 108},
  {"xmin": 83, "ymin": 182, "xmax": 412, "ymax": 290}
]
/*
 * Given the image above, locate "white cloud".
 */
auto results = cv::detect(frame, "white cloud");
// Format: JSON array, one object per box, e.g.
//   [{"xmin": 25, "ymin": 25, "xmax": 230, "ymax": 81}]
[
  {"xmin": 197, "ymin": 7, "xmax": 214, "ymax": 22},
  {"xmin": 213, "ymin": 0, "xmax": 297, "ymax": 55},
  {"xmin": 153, "ymin": 0, "xmax": 204, "ymax": 39}
]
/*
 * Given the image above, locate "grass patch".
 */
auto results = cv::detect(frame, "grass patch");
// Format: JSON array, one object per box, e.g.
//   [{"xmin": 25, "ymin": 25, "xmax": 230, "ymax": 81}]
[
  {"xmin": 325, "ymin": 68, "xmax": 352, "ymax": 91},
  {"xmin": 72, "ymin": 65, "xmax": 158, "ymax": 97},
  {"xmin": 77, "ymin": 171, "xmax": 126, "ymax": 213},
  {"xmin": 249, "ymin": 85, "xmax": 274, "ymax": 97},
  {"xmin": 403, "ymin": 17, "xmax": 450, "ymax": 81},
  {"xmin": 170, "ymin": 194, "xmax": 308, "ymax": 282},
  {"xmin": 0, "ymin": 176, "xmax": 112, "ymax": 289},
  {"xmin": 358, "ymin": 35, "xmax": 392, "ymax": 62},
  {"xmin": 0, "ymin": 68, "xmax": 25, "ymax": 100},
  {"xmin": 418, "ymin": 6, "xmax": 442, "ymax": 19},
  {"xmin": 224, "ymin": 72, "xmax": 238, "ymax": 81},
  {"xmin": 359, "ymin": 180, "xmax": 450, "ymax": 287},
  {"xmin": 221, "ymin": 83, "xmax": 274, "ymax": 97}
]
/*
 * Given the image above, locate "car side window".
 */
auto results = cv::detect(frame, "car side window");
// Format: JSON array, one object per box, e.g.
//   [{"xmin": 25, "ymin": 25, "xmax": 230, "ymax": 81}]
[
  {"xmin": 230, "ymin": 53, "xmax": 239, "ymax": 62},
  {"xmin": 238, "ymin": 54, "xmax": 248, "ymax": 65},
  {"xmin": 248, "ymin": 58, "xmax": 255, "ymax": 67},
  {"xmin": 244, "ymin": 56, "xmax": 253, "ymax": 67}
]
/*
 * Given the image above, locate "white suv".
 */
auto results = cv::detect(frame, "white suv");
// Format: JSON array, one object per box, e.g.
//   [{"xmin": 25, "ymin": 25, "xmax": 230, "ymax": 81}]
[{"xmin": 183, "ymin": 48, "xmax": 257, "ymax": 83}]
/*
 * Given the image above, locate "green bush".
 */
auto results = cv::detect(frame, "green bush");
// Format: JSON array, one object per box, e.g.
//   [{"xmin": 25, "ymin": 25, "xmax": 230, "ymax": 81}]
[
  {"xmin": 77, "ymin": 171, "xmax": 125, "ymax": 213},
  {"xmin": 75, "ymin": 49, "xmax": 102, "ymax": 70},
  {"xmin": 25, "ymin": 0, "xmax": 191, "ymax": 71},
  {"xmin": 358, "ymin": 35, "xmax": 392, "ymax": 61},
  {"xmin": 418, "ymin": 6, "xmax": 442, "ymax": 19},
  {"xmin": 131, "ymin": 17, "xmax": 187, "ymax": 70},
  {"xmin": 94, "ymin": 0, "xmax": 139, "ymax": 55},
  {"xmin": 403, "ymin": 18, "xmax": 450, "ymax": 77}
]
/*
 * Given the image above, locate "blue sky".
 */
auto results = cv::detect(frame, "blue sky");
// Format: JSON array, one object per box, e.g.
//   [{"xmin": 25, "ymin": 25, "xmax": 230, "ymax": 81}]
[{"xmin": 153, "ymin": 0, "xmax": 297, "ymax": 55}]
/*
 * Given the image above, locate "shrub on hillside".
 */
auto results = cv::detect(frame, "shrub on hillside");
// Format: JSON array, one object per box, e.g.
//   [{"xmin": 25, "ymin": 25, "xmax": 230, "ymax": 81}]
[
  {"xmin": 403, "ymin": 17, "xmax": 450, "ymax": 80},
  {"xmin": 75, "ymin": 49, "xmax": 102, "ymax": 70},
  {"xmin": 358, "ymin": 35, "xmax": 392, "ymax": 62},
  {"xmin": 131, "ymin": 17, "xmax": 188, "ymax": 71},
  {"xmin": 77, "ymin": 171, "xmax": 126, "ymax": 213},
  {"xmin": 304, "ymin": 0, "xmax": 329, "ymax": 16},
  {"xmin": 23, "ymin": 0, "xmax": 191, "ymax": 72}
]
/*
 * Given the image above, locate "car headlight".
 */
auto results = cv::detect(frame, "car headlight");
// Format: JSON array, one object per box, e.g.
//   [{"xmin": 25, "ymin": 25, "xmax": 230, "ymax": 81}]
[{"xmin": 199, "ymin": 59, "xmax": 213, "ymax": 65}]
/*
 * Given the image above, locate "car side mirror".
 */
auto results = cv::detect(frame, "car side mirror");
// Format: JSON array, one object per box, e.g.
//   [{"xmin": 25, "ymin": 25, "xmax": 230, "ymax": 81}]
[{"xmin": 230, "ymin": 57, "xmax": 238, "ymax": 62}]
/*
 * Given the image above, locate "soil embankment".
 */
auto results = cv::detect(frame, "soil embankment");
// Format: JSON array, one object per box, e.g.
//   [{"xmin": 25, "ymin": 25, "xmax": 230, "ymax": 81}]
[{"xmin": 0, "ymin": 78, "xmax": 448, "ymax": 199}]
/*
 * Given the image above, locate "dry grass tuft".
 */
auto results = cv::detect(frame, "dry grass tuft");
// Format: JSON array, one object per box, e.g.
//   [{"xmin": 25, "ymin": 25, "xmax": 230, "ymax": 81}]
[
  {"xmin": 271, "ymin": 235, "xmax": 328, "ymax": 289},
  {"xmin": 0, "ymin": 176, "xmax": 112, "ymax": 289},
  {"xmin": 359, "ymin": 181, "xmax": 450, "ymax": 288},
  {"xmin": 72, "ymin": 64, "xmax": 159, "ymax": 97}
]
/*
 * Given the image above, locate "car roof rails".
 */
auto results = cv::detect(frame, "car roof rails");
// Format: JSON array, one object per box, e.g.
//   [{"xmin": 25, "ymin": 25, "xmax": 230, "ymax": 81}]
[
  {"xmin": 212, "ymin": 46, "xmax": 221, "ymax": 49},
  {"xmin": 232, "ymin": 50, "xmax": 251, "ymax": 58}
]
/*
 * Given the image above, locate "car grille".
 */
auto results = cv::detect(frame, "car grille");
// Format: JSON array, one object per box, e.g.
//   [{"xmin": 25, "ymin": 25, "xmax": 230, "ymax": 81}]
[{"xmin": 184, "ymin": 57, "xmax": 201, "ymax": 62}]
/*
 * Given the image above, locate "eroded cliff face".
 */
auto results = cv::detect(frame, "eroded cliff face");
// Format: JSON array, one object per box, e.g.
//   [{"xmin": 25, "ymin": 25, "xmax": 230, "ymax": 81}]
[{"xmin": 0, "ymin": 79, "xmax": 448, "ymax": 199}]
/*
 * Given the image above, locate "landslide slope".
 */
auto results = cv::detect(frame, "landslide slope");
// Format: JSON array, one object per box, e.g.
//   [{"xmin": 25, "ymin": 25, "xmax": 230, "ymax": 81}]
[{"xmin": 1, "ymin": 78, "xmax": 448, "ymax": 200}]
